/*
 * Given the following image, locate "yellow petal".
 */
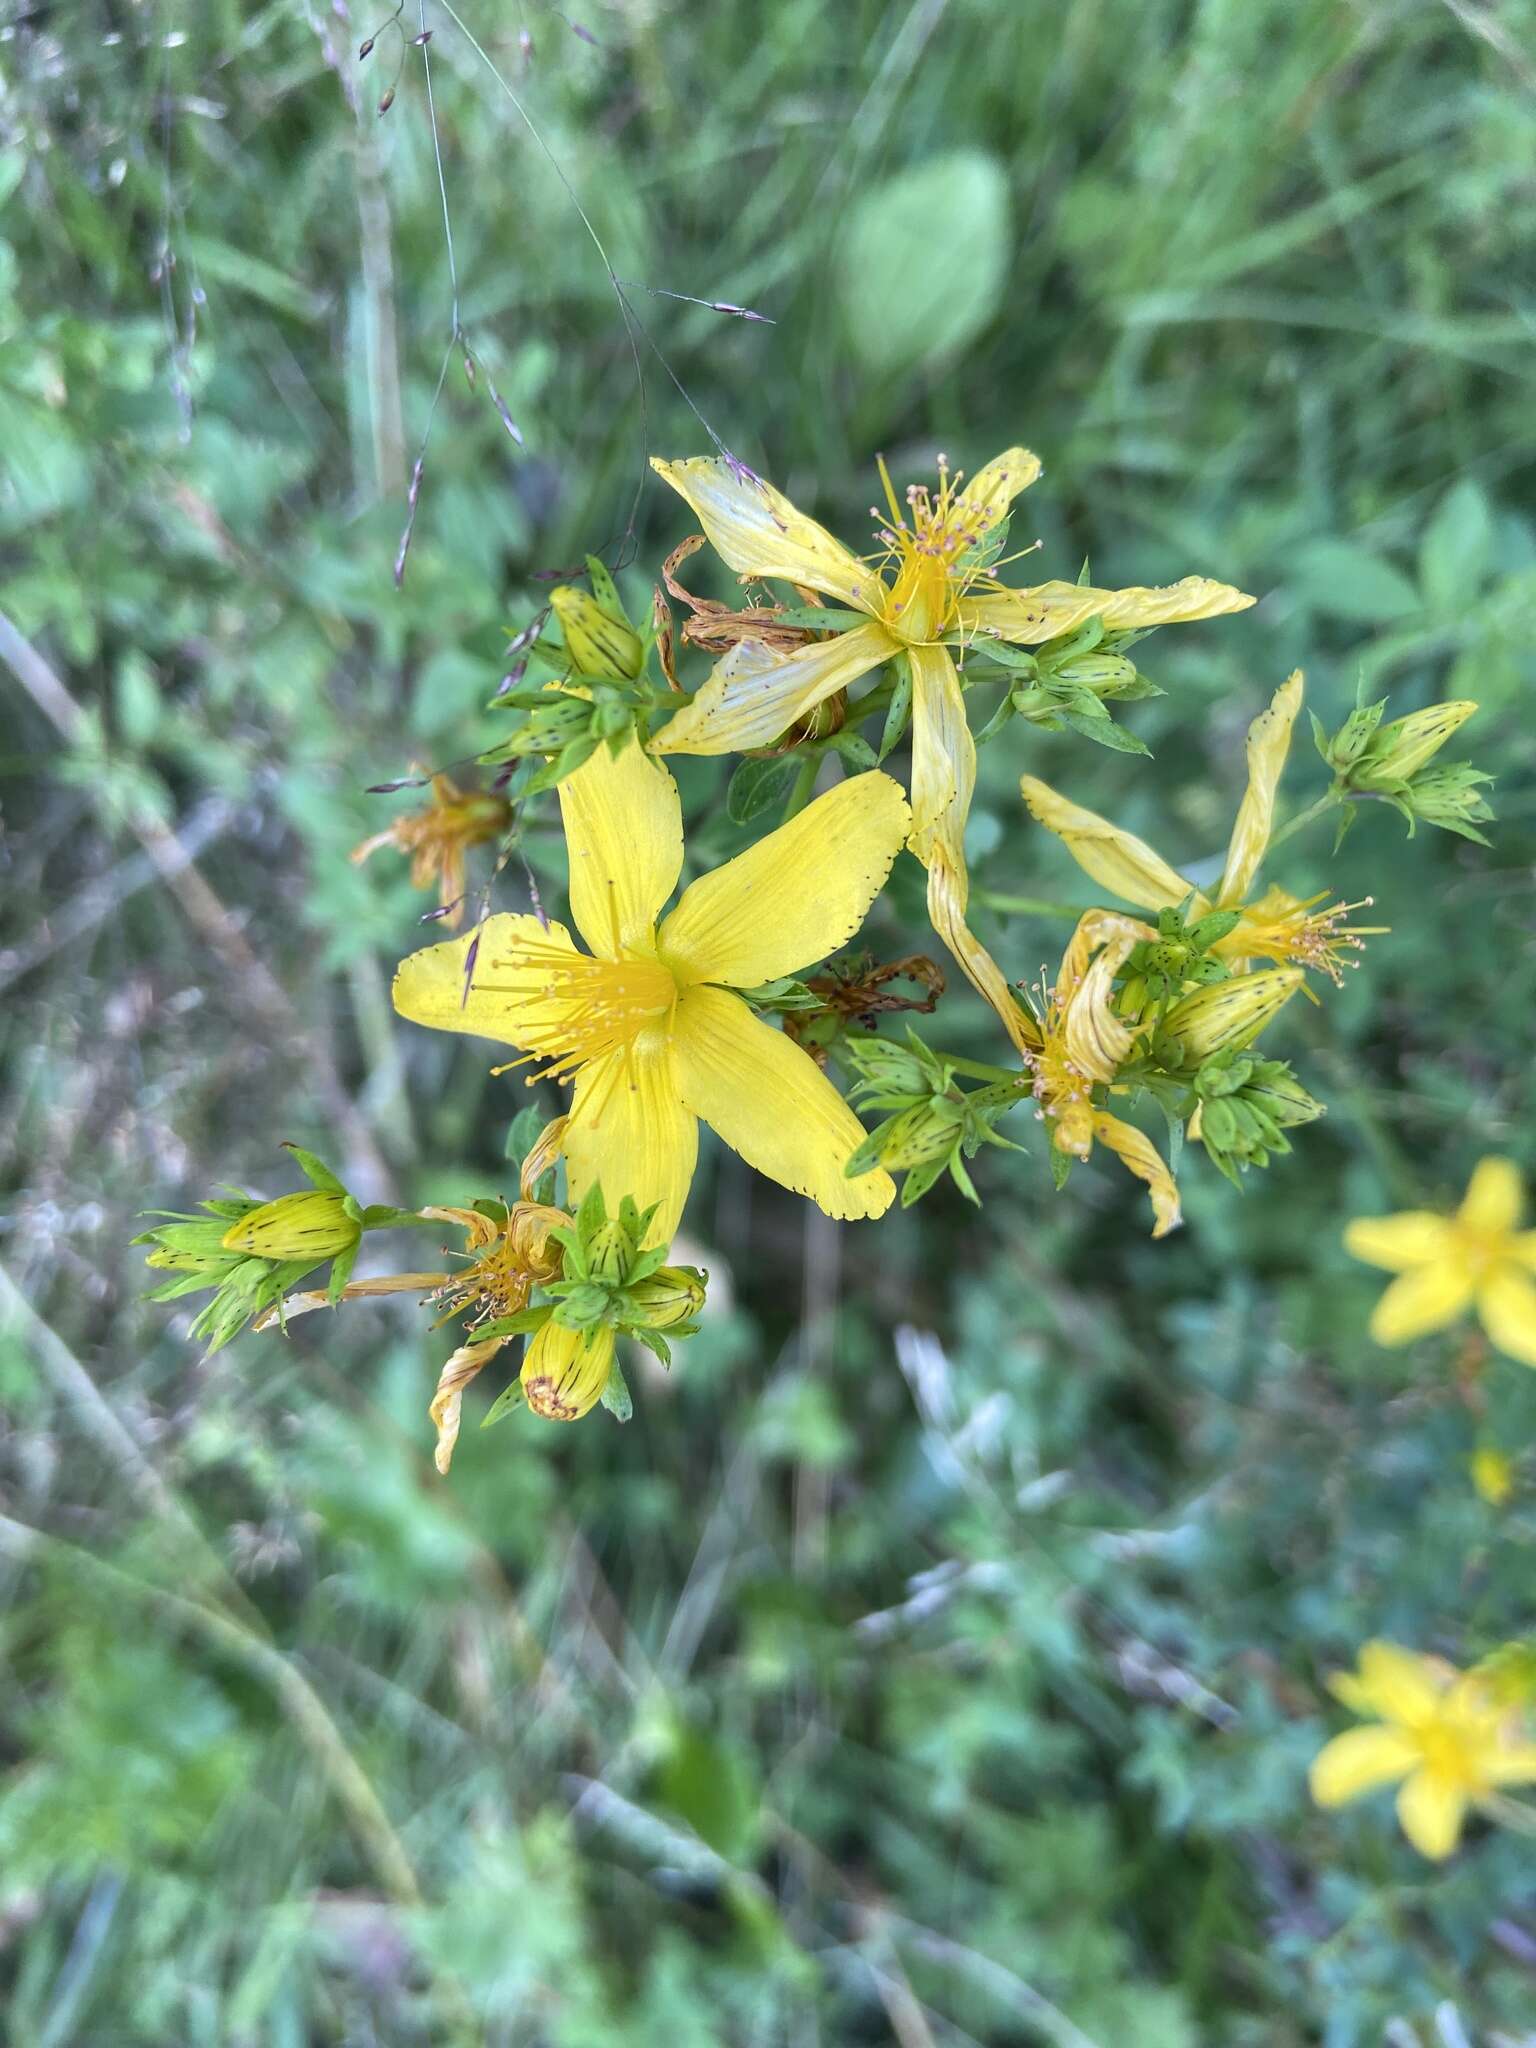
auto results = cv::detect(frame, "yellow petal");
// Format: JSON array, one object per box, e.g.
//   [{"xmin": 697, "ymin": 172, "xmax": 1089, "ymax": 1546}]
[
  {"xmin": 558, "ymin": 740, "xmax": 682, "ymax": 958},
  {"xmin": 1479, "ymin": 1267, "xmax": 1536, "ymax": 1369},
  {"xmin": 907, "ymin": 641, "xmax": 971, "ymax": 855},
  {"xmin": 649, "ymin": 621, "xmax": 895, "ymax": 757},
  {"xmin": 1347, "ymin": 1642, "xmax": 1448, "ymax": 1725},
  {"xmin": 1482, "ymin": 1744, "xmax": 1536, "ymax": 1786},
  {"xmin": 1343, "ymin": 1212, "xmax": 1455, "ymax": 1272},
  {"xmin": 1217, "ymin": 671, "xmax": 1303, "ymax": 907},
  {"xmin": 1309, "ymin": 1726, "xmax": 1419, "ymax": 1807},
  {"xmin": 650, "ymin": 455, "xmax": 878, "ymax": 609},
  {"xmin": 1512, "ymin": 1232, "xmax": 1536, "ymax": 1273},
  {"xmin": 671, "ymin": 983, "xmax": 894, "ymax": 1219},
  {"xmin": 1019, "ymin": 776, "xmax": 1191, "ymax": 912},
  {"xmin": 1064, "ymin": 948, "xmax": 1134, "ymax": 1083},
  {"xmin": 1092, "ymin": 1112, "xmax": 1182, "ymax": 1238},
  {"xmin": 926, "ymin": 853, "xmax": 1040, "ymax": 1057},
  {"xmin": 1459, "ymin": 1156, "xmax": 1525, "ymax": 1235},
  {"xmin": 563, "ymin": 1031, "xmax": 698, "ymax": 1248},
  {"xmin": 392, "ymin": 914, "xmax": 580, "ymax": 1050},
  {"xmin": 1369, "ymin": 1262, "xmax": 1475, "ymax": 1346},
  {"xmin": 953, "ymin": 446, "xmax": 1042, "ymax": 529},
  {"xmin": 657, "ymin": 771, "xmax": 909, "ymax": 988},
  {"xmin": 960, "ymin": 574, "xmax": 1254, "ymax": 647},
  {"xmin": 1396, "ymin": 1768, "xmax": 1467, "ymax": 1859},
  {"xmin": 905, "ymin": 645, "xmax": 1038, "ymax": 1053},
  {"xmin": 1055, "ymin": 909, "xmax": 1157, "ymax": 999},
  {"xmin": 430, "ymin": 1336, "xmax": 505, "ymax": 1474}
]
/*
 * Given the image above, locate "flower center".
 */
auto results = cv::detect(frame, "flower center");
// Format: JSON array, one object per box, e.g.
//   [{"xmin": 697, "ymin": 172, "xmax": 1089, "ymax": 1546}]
[
  {"xmin": 484, "ymin": 939, "xmax": 676, "ymax": 1083},
  {"xmin": 866, "ymin": 454, "xmax": 1000, "ymax": 645},
  {"xmin": 1233, "ymin": 892, "xmax": 1385, "ymax": 985}
]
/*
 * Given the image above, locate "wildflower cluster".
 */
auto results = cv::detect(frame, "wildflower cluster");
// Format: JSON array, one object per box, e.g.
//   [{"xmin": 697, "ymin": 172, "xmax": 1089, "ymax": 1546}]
[{"xmin": 143, "ymin": 439, "xmax": 1515, "ymax": 1836}]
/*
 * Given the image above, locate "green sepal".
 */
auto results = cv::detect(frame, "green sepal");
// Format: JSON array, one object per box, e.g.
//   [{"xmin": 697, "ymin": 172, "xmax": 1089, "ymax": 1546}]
[
  {"xmin": 282, "ymin": 1144, "xmax": 346, "ymax": 1195},
  {"xmin": 480, "ymin": 1377, "xmax": 528, "ymax": 1430},
  {"xmin": 600, "ymin": 1355, "xmax": 633, "ymax": 1422},
  {"xmin": 1048, "ymin": 1147, "xmax": 1073, "ymax": 1192},
  {"xmin": 828, "ymin": 731, "xmax": 878, "ymax": 771},
  {"xmin": 629, "ymin": 1327, "xmax": 673, "ymax": 1369},
  {"xmin": 877, "ymin": 663, "xmax": 913, "ymax": 762},
  {"xmin": 326, "ymin": 1238, "xmax": 360, "ymax": 1307},
  {"xmin": 972, "ymin": 688, "xmax": 1017, "ymax": 745},
  {"xmin": 1054, "ymin": 707, "xmax": 1151, "ymax": 755},
  {"xmin": 765, "ymin": 605, "xmax": 869, "ymax": 631},
  {"xmin": 585, "ymin": 553, "xmax": 628, "ymax": 626}
]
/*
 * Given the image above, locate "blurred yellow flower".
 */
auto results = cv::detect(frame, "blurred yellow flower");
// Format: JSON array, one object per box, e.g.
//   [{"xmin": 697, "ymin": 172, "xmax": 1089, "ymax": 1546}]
[
  {"xmin": 1471, "ymin": 1446, "xmax": 1514, "ymax": 1507},
  {"xmin": 393, "ymin": 742, "xmax": 908, "ymax": 1246},
  {"xmin": 1310, "ymin": 1640, "xmax": 1536, "ymax": 1859},
  {"xmin": 648, "ymin": 448, "xmax": 1251, "ymax": 1052},
  {"xmin": 352, "ymin": 770, "xmax": 512, "ymax": 930},
  {"xmin": 1021, "ymin": 672, "xmax": 1382, "ymax": 985},
  {"xmin": 1345, "ymin": 1157, "xmax": 1536, "ymax": 1368},
  {"xmin": 1025, "ymin": 910, "xmax": 1181, "ymax": 1237}
]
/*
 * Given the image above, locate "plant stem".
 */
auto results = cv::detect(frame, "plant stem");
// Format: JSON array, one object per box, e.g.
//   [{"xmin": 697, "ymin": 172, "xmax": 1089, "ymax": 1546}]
[
  {"xmin": 973, "ymin": 888, "xmax": 1092, "ymax": 919},
  {"xmin": 780, "ymin": 753, "xmax": 820, "ymax": 821},
  {"xmin": 1266, "ymin": 789, "xmax": 1340, "ymax": 855},
  {"xmin": 942, "ymin": 1052, "xmax": 1031, "ymax": 1086}
]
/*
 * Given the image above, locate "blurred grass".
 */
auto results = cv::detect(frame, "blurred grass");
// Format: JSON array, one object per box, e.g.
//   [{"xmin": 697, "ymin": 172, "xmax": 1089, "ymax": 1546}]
[{"xmin": 2, "ymin": 2, "xmax": 1536, "ymax": 2042}]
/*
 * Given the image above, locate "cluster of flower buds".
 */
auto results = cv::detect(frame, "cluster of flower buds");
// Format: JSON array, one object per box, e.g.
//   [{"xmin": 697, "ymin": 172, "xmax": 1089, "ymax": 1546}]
[
  {"xmin": 1118, "ymin": 901, "xmax": 1241, "ymax": 1008},
  {"xmin": 842, "ymin": 1029, "xmax": 1025, "ymax": 1206},
  {"xmin": 1184, "ymin": 1049, "xmax": 1324, "ymax": 1184},
  {"xmin": 973, "ymin": 613, "xmax": 1164, "ymax": 757},
  {"xmin": 481, "ymin": 560, "xmax": 663, "ymax": 794},
  {"xmin": 477, "ymin": 1185, "xmax": 708, "ymax": 1424},
  {"xmin": 1314, "ymin": 696, "xmax": 1493, "ymax": 844},
  {"xmin": 134, "ymin": 1146, "xmax": 428, "ymax": 1351}
]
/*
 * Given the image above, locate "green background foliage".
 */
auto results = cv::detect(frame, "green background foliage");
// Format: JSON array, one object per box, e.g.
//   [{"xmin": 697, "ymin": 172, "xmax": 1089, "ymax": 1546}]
[{"xmin": 3, "ymin": 2, "xmax": 1535, "ymax": 2041}]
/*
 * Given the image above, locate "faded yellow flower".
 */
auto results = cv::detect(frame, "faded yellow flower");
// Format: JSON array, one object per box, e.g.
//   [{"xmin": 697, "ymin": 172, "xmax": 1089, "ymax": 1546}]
[
  {"xmin": 1345, "ymin": 1157, "xmax": 1536, "ymax": 1368},
  {"xmin": 1311, "ymin": 1640, "xmax": 1536, "ymax": 1859},
  {"xmin": 353, "ymin": 771, "xmax": 513, "ymax": 930},
  {"xmin": 1021, "ymin": 673, "xmax": 1382, "ymax": 985},
  {"xmin": 646, "ymin": 449, "xmax": 1251, "ymax": 1051}
]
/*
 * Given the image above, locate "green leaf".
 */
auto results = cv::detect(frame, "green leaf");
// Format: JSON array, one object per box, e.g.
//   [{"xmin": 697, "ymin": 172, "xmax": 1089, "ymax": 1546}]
[
  {"xmin": 480, "ymin": 1377, "xmax": 528, "ymax": 1430},
  {"xmin": 726, "ymin": 754, "xmax": 801, "ymax": 824},
  {"xmin": 585, "ymin": 553, "xmax": 627, "ymax": 625},
  {"xmin": 767, "ymin": 606, "xmax": 869, "ymax": 630},
  {"xmin": 1055, "ymin": 707, "xmax": 1151, "ymax": 755},
  {"xmin": 1419, "ymin": 479, "xmax": 1493, "ymax": 617},
  {"xmin": 1290, "ymin": 540, "xmax": 1420, "ymax": 624},
  {"xmin": 183, "ymin": 234, "xmax": 328, "ymax": 320},
  {"xmin": 282, "ymin": 1145, "xmax": 346, "ymax": 1195},
  {"xmin": 838, "ymin": 151, "xmax": 1012, "ymax": 380}
]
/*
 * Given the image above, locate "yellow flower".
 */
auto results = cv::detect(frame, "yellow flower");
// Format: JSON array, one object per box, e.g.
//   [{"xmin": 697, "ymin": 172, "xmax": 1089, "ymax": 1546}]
[
  {"xmin": 646, "ymin": 449, "xmax": 1251, "ymax": 1051},
  {"xmin": 1024, "ymin": 909, "xmax": 1182, "ymax": 1236},
  {"xmin": 1344, "ymin": 1157, "xmax": 1536, "ymax": 1367},
  {"xmin": 1021, "ymin": 672, "xmax": 1382, "ymax": 985},
  {"xmin": 392, "ymin": 741, "xmax": 909, "ymax": 1246},
  {"xmin": 352, "ymin": 771, "xmax": 513, "ymax": 930},
  {"xmin": 1310, "ymin": 1640, "xmax": 1536, "ymax": 1859},
  {"xmin": 1471, "ymin": 1446, "xmax": 1514, "ymax": 1508}
]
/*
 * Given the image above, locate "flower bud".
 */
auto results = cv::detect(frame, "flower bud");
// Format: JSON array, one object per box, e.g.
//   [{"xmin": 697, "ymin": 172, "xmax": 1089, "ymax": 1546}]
[
  {"xmin": 868, "ymin": 1100, "xmax": 965, "ymax": 1171},
  {"xmin": 549, "ymin": 585, "xmax": 643, "ymax": 680},
  {"xmin": 221, "ymin": 1191, "xmax": 360, "ymax": 1261},
  {"xmin": 520, "ymin": 1320, "xmax": 615, "ymax": 1421},
  {"xmin": 625, "ymin": 1266, "xmax": 707, "ymax": 1330},
  {"xmin": 1353, "ymin": 700, "xmax": 1477, "ymax": 785},
  {"xmin": 1051, "ymin": 651, "xmax": 1140, "ymax": 697},
  {"xmin": 585, "ymin": 1218, "xmax": 633, "ymax": 1285},
  {"xmin": 1401, "ymin": 762, "xmax": 1495, "ymax": 842},
  {"xmin": 1163, "ymin": 968, "xmax": 1304, "ymax": 1062}
]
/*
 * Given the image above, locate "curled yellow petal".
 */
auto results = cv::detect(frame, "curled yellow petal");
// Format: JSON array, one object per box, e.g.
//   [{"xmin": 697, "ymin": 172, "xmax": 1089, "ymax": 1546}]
[
  {"xmin": 1459, "ymin": 1156, "xmax": 1525, "ymax": 1236},
  {"xmin": 1396, "ymin": 1768, "xmax": 1467, "ymax": 1860},
  {"xmin": 1063, "ymin": 948, "xmax": 1134, "ymax": 1083},
  {"xmin": 953, "ymin": 445, "xmax": 1042, "ymax": 528},
  {"xmin": 1092, "ymin": 1111, "xmax": 1182, "ymax": 1237},
  {"xmin": 650, "ymin": 456, "xmax": 878, "ymax": 609},
  {"xmin": 926, "ymin": 853, "xmax": 1040, "ymax": 1056},
  {"xmin": 1479, "ymin": 1267, "xmax": 1536, "ymax": 1370},
  {"xmin": 558, "ymin": 740, "xmax": 682, "ymax": 958},
  {"xmin": 672, "ymin": 983, "xmax": 894, "ymax": 1220},
  {"xmin": 649, "ymin": 621, "xmax": 894, "ymax": 757},
  {"xmin": 1019, "ymin": 775, "xmax": 1191, "ymax": 913},
  {"xmin": 431, "ymin": 1335, "xmax": 506, "ymax": 1473},
  {"xmin": 1217, "ymin": 671, "xmax": 1303, "ymax": 907},
  {"xmin": 658, "ymin": 771, "xmax": 909, "ymax": 989},
  {"xmin": 1343, "ymin": 1212, "xmax": 1454, "ymax": 1272},
  {"xmin": 1369, "ymin": 1263, "xmax": 1474, "ymax": 1346},
  {"xmin": 392, "ymin": 915, "xmax": 580, "ymax": 1050},
  {"xmin": 563, "ymin": 1034, "xmax": 698, "ymax": 1250},
  {"xmin": 1309, "ymin": 1726, "xmax": 1419, "ymax": 1807},
  {"xmin": 961, "ymin": 574, "xmax": 1254, "ymax": 647}
]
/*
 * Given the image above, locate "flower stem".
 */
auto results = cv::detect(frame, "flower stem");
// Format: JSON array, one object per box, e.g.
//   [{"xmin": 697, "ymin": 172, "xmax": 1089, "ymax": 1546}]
[
  {"xmin": 1266, "ymin": 789, "xmax": 1340, "ymax": 855},
  {"xmin": 780, "ymin": 753, "xmax": 820, "ymax": 822},
  {"xmin": 942, "ymin": 1052, "xmax": 1030, "ymax": 1086},
  {"xmin": 973, "ymin": 888, "xmax": 1093, "ymax": 919}
]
